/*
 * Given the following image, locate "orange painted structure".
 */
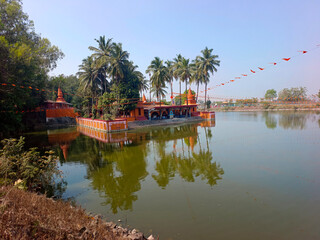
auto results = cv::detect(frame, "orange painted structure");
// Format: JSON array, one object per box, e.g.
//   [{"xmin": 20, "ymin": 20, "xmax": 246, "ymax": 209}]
[
  {"xmin": 200, "ymin": 111, "xmax": 215, "ymax": 119},
  {"xmin": 43, "ymin": 87, "xmax": 78, "ymax": 121},
  {"xmin": 76, "ymin": 117, "xmax": 128, "ymax": 132},
  {"xmin": 121, "ymin": 89, "xmax": 200, "ymax": 121}
]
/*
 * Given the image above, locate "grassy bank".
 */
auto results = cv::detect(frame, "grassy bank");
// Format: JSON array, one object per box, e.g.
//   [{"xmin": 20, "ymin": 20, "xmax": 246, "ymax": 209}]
[{"xmin": 0, "ymin": 186, "xmax": 149, "ymax": 240}]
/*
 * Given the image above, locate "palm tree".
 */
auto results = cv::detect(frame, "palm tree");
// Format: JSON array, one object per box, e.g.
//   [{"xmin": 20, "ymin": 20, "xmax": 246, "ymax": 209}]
[
  {"xmin": 107, "ymin": 43, "xmax": 129, "ymax": 108},
  {"xmin": 191, "ymin": 58, "xmax": 205, "ymax": 102},
  {"xmin": 108, "ymin": 43, "xmax": 129, "ymax": 84},
  {"xmin": 174, "ymin": 57, "xmax": 193, "ymax": 108},
  {"xmin": 146, "ymin": 57, "xmax": 169, "ymax": 118},
  {"xmin": 173, "ymin": 54, "xmax": 182, "ymax": 106},
  {"xmin": 77, "ymin": 56, "xmax": 97, "ymax": 108},
  {"xmin": 89, "ymin": 36, "xmax": 114, "ymax": 93},
  {"xmin": 165, "ymin": 60, "xmax": 174, "ymax": 105},
  {"xmin": 196, "ymin": 47, "xmax": 220, "ymax": 109},
  {"xmin": 138, "ymin": 78, "xmax": 149, "ymax": 99}
]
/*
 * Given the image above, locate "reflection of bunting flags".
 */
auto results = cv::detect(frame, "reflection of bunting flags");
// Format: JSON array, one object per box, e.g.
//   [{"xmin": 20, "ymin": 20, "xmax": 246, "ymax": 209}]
[
  {"xmin": 258, "ymin": 67, "xmax": 264, "ymax": 70},
  {"xmin": 250, "ymin": 69, "xmax": 255, "ymax": 73},
  {"xmin": 282, "ymin": 58, "xmax": 291, "ymax": 61}
]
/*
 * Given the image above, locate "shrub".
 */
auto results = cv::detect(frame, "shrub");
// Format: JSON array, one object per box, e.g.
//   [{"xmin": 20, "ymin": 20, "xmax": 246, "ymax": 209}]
[{"xmin": 0, "ymin": 137, "xmax": 63, "ymax": 196}]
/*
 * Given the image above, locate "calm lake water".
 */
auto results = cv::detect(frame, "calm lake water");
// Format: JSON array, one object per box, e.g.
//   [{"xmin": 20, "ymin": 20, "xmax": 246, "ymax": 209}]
[{"xmin": 25, "ymin": 111, "xmax": 320, "ymax": 240}]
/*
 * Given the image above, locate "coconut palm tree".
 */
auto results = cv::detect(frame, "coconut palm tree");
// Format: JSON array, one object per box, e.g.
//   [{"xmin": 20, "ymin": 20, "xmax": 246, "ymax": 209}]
[
  {"xmin": 196, "ymin": 47, "xmax": 220, "ymax": 109},
  {"xmin": 174, "ymin": 57, "xmax": 193, "ymax": 107},
  {"xmin": 191, "ymin": 58, "xmax": 205, "ymax": 103},
  {"xmin": 77, "ymin": 56, "xmax": 97, "ymax": 107},
  {"xmin": 107, "ymin": 43, "xmax": 129, "ymax": 107},
  {"xmin": 173, "ymin": 54, "xmax": 182, "ymax": 106},
  {"xmin": 146, "ymin": 57, "xmax": 169, "ymax": 118},
  {"xmin": 89, "ymin": 36, "xmax": 114, "ymax": 93},
  {"xmin": 138, "ymin": 78, "xmax": 149, "ymax": 99},
  {"xmin": 108, "ymin": 43, "xmax": 129, "ymax": 84},
  {"xmin": 165, "ymin": 60, "xmax": 174, "ymax": 105}
]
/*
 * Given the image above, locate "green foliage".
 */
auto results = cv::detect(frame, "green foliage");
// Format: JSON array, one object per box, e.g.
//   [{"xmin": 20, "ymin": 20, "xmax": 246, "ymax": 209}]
[
  {"xmin": 46, "ymin": 74, "xmax": 80, "ymax": 103},
  {"xmin": 146, "ymin": 57, "xmax": 169, "ymax": 103},
  {"xmin": 265, "ymin": 89, "xmax": 277, "ymax": 99},
  {"xmin": 174, "ymin": 90, "xmax": 196, "ymax": 105},
  {"xmin": 0, "ymin": 137, "xmax": 63, "ymax": 196},
  {"xmin": 278, "ymin": 87, "xmax": 307, "ymax": 101},
  {"xmin": 98, "ymin": 91, "xmax": 117, "ymax": 120},
  {"xmin": 0, "ymin": 0, "xmax": 63, "ymax": 134}
]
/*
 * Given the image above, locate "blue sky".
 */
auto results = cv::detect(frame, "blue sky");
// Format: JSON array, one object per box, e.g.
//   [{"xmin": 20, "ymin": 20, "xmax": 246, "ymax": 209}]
[{"xmin": 22, "ymin": 0, "xmax": 320, "ymax": 100}]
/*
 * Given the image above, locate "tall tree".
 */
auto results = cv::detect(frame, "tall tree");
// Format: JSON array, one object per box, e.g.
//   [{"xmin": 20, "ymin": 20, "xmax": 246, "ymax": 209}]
[
  {"xmin": 165, "ymin": 60, "xmax": 174, "ymax": 105},
  {"xmin": 173, "ymin": 54, "xmax": 183, "ymax": 106},
  {"xmin": 89, "ymin": 36, "xmax": 113, "ymax": 93},
  {"xmin": 265, "ymin": 89, "xmax": 277, "ymax": 100},
  {"xmin": 191, "ymin": 58, "xmax": 204, "ymax": 102},
  {"xmin": 174, "ymin": 57, "xmax": 193, "ymax": 108},
  {"xmin": 0, "ymin": 0, "xmax": 63, "ymax": 134},
  {"xmin": 146, "ymin": 57, "xmax": 168, "ymax": 117},
  {"xmin": 77, "ymin": 56, "xmax": 96, "ymax": 107},
  {"xmin": 196, "ymin": 47, "xmax": 220, "ymax": 109}
]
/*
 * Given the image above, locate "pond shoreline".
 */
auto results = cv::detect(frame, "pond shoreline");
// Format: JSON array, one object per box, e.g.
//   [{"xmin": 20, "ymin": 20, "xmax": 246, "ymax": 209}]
[{"xmin": 0, "ymin": 186, "xmax": 153, "ymax": 240}]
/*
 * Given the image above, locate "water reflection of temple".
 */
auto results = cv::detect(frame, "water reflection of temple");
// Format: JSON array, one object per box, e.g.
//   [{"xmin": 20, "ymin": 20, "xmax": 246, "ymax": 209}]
[
  {"xmin": 47, "ymin": 129, "xmax": 79, "ymax": 160},
  {"xmin": 47, "ymin": 122, "xmax": 223, "ymax": 214}
]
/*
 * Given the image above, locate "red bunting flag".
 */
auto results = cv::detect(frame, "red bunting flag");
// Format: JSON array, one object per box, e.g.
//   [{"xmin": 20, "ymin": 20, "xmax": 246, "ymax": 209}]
[
  {"xmin": 258, "ymin": 67, "xmax": 264, "ymax": 70},
  {"xmin": 298, "ymin": 50, "xmax": 307, "ymax": 54},
  {"xmin": 12, "ymin": 84, "xmax": 16, "ymax": 86},
  {"xmin": 235, "ymin": 77, "xmax": 240, "ymax": 79},
  {"xmin": 269, "ymin": 62, "xmax": 277, "ymax": 65},
  {"xmin": 242, "ymin": 74, "xmax": 247, "ymax": 76},
  {"xmin": 221, "ymin": 83, "xmax": 224, "ymax": 85},
  {"xmin": 250, "ymin": 70, "xmax": 255, "ymax": 73},
  {"xmin": 282, "ymin": 58, "xmax": 291, "ymax": 61},
  {"xmin": 230, "ymin": 80, "xmax": 235, "ymax": 82},
  {"xmin": 208, "ymin": 88, "xmax": 211, "ymax": 90}
]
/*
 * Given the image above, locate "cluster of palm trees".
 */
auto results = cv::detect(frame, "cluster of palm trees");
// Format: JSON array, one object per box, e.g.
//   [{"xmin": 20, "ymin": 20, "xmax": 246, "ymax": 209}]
[
  {"xmin": 77, "ymin": 36, "xmax": 145, "ymax": 111},
  {"xmin": 146, "ymin": 47, "xmax": 220, "ymax": 108},
  {"xmin": 77, "ymin": 36, "xmax": 220, "ymax": 115}
]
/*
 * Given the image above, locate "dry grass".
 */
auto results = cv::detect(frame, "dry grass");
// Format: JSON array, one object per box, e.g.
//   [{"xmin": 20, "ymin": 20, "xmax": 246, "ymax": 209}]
[{"xmin": 0, "ymin": 186, "xmax": 134, "ymax": 240}]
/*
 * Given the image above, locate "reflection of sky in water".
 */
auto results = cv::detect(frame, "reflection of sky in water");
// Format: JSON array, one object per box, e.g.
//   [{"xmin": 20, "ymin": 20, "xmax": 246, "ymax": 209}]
[{"xmin": 29, "ymin": 111, "xmax": 320, "ymax": 240}]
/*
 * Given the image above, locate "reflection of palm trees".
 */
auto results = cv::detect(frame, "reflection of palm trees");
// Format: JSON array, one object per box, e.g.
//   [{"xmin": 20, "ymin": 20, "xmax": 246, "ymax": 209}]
[
  {"xmin": 152, "ymin": 124, "xmax": 224, "ymax": 188},
  {"xmin": 62, "ymin": 135, "xmax": 148, "ymax": 214},
  {"xmin": 152, "ymin": 153, "xmax": 176, "ymax": 188},
  {"xmin": 88, "ymin": 145, "xmax": 148, "ymax": 214}
]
